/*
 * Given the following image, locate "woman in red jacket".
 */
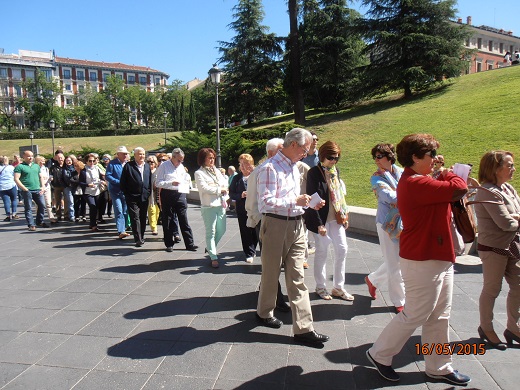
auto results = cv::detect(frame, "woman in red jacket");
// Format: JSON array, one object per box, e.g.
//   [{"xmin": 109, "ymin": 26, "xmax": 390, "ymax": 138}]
[{"xmin": 366, "ymin": 134, "xmax": 471, "ymax": 386}]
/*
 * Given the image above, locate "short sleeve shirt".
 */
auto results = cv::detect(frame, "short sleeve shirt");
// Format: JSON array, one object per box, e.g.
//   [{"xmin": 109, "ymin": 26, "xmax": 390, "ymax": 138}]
[{"xmin": 14, "ymin": 162, "xmax": 41, "ymax": 191}]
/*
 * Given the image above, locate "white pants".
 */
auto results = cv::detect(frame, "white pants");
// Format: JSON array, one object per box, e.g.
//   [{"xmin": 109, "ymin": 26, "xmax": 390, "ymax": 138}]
[
  {"xmin": 369, "ymin": 259, "xmax": 454, "ymax": 376},
  {"xmin": 368, "ymin": 223, "xmax": 405, "ymax": 306},
  {"xmin": 313, "ymin": 220, "xmax": 347, "ymax": 290}
]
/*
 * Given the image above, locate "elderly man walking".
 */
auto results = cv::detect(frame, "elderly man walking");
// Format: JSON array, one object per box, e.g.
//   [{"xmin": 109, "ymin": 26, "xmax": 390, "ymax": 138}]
[
  {"xmin": 120, "ymin": 147, "xmax": 152, "ymax": 247},
  {"xmin": 106, "ymin": 146, "xmax": 130, "ymax": 239},
  {"xmin": 256, "ymin": 128, "xmax": 329, "ymax": 345},
  {"xmin": 13, "ymin": 150, "xmax": 48, "ymax": 231}
]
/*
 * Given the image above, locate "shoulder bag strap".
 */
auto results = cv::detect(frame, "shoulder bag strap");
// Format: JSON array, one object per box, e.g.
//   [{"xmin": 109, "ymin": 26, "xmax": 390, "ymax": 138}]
[{"xmin": 466, "ymin": 185, "xmax": 504, "ymax": 206}]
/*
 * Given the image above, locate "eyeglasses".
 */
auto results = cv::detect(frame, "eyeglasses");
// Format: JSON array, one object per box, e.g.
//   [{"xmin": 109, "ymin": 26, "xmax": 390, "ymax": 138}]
[
  {"xmin": 298, "ymin": 144, "xmax": 309, "ymax": 155},
  {"xmin": 147, "ymin": 160, "xmax": 155, "ymax": 163},
  {"xmin": 373, "ymin": 154, "xmax": 385, "ymax": 160},
  {"xmin": 425, "ymin": 149, "xmax": 437, "ymax": 158},
  {"xmin": 87, "ymin": 159, "xmax": 96, "ymax": 162},
  {"xmin": 326, "ymin": 156, "xmax": 339, "ymax": 161}
]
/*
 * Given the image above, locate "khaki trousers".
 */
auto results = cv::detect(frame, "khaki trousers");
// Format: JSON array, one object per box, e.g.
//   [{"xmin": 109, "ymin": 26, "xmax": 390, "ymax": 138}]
[
  {"xmin": 257, "ymin": 215, "xmax": 314, "ymax": 334},
  {"xmin": 369, "ymin": 259, "xmax": 454, "ymax": 375},
  {"xmin": 479, "ymin": 250, "xmax": 520, "ymax": 333}
]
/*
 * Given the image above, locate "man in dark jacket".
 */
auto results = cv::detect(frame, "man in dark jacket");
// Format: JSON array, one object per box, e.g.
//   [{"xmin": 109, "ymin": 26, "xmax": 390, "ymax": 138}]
[{"xmin": 120, "ymin": 147, "xmax": 152, "ymax": 247}]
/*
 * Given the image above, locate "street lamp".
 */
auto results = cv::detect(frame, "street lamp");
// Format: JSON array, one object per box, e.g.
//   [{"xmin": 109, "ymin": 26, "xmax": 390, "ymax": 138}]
[
  {"xmin": 29, "ymin": 131, "xmax": 34, "ymax": 153},
  {"xmin": 163, "ymin": 111, "xmax": 168, "ymax": 147},
  {"xmin": 49, "ymin": 119, "xmax": 56, "ymax": 155},
  {"xmin": 208, "ymin": 64, "xmax": 222, "ymax": 168}
]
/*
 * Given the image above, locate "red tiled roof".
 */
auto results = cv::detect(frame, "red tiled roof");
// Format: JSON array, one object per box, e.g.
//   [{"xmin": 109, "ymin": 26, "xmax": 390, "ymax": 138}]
[{"xmin": 55, "ymin": 56, "xmax": 168, "ymax": 75}]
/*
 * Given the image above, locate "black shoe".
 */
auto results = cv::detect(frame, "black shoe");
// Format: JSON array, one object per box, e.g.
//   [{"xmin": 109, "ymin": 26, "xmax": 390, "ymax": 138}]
[
  {"xmin": 135, "ymin": 241, "xmax": 143, "ymax": 247},
  {"xmin": 366, "ymin": 350, "xmax": 400, "ymax": 382},
  {"xmin": 255, "ymin": 313, "xmax": 283, "ymax": 329},
  {"xmin": 426, "ymin": 370, "xmax": 471, "ymax": 385},
  {"xmin": 37, "ymin": 222, "xmax": 50, "ymax": 228},
  {"xmin": 174, "ymin": 235, "xmax": 181, "ymax": 243},
  {"xmin": 165, "ymin": 246, "xmax": 173, "ymax": 252},
  {"xmin": 294, "ymin": 330, "xmax": 329, "ymax": 345},
  {"xmin": 3, "ymin": 217, "xmax": 11, "ymax": 222},
  {"xmin": 186, "ymin": 245, "xmax": 199, "ymax": 252},
  {"xmin": 275, "ymin": 300, "xmax": 291, "ymax": 312},
  {"xmin": 478, "ymin": 326, "xmax": 507, "ymax": 350},
  {"xmin": 504, "ymin": 329, "xmax": 520, "ymax": 346}
]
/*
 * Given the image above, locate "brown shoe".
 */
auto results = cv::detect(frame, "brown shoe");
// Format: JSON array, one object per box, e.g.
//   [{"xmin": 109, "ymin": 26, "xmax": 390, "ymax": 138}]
[
  {"xmin": 303, "ymin": 262, "xmax": 309, "ymax": 269},
  {"xmin": 118, "ymin": 232, "xmax": 130, "ymax": 239}
]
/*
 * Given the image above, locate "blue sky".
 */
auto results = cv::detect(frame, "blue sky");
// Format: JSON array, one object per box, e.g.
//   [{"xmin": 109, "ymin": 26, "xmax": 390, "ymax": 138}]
[{"xmin": 3, "ymin": 0, "xmax": 518, "ymax": 84}]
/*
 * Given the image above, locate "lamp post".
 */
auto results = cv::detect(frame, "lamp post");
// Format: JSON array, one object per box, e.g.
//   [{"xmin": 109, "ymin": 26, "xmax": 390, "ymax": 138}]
[
  {"xmin": 29, "ymin": 131, "xmax": 34, "ymax": 153},
  {"xmin": 49, "ymin": 119, "xmax": 55, "ymax": 155},
  {"xmin": 163, "ymin": 111, "xmax": 168, "ymax": 148},
  {"xmin": 208, "ymin": 64, "xmax": 222, "ymax": 168}
]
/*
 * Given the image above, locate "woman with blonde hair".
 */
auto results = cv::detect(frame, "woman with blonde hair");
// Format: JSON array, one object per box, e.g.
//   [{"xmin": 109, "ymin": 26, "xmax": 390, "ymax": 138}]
[
  {"xmin": 475, "ymin": 150, "xmax": 520, "ymax": 349},
  {"xmin": 230, "ymin": 153, "xmax": 258, "ymax": 263}
]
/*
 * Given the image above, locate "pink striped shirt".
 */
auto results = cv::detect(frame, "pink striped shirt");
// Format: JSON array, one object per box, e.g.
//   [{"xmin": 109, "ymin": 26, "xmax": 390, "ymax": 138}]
[{"xmin": 257, "ymin": 150, "xmax": 303, "ymax": 216}]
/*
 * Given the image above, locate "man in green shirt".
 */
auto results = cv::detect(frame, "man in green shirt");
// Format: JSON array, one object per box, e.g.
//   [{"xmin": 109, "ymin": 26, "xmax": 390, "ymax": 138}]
[{"xmin": 14, "ymin": 150, "xmax": 48, "ymax": 231}]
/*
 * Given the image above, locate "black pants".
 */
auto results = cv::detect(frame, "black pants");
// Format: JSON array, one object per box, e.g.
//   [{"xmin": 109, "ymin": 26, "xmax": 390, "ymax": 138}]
[
  {"xmin": 127, "ymin": 199, "xmax": 148, "ymax": 243},
  {"xmin": 83, "ymin": 194, "xmax": 99, "ymax": 228},
  {"xmin": 237, "ymin": 211, "xmax": 258, "ymax": 257},
  {"xmin": 97, "ymin": 190, "xmax": 109, "ymax": 220},
  {"xmin": 74, "ymin": 194, "xmax": 86, "ymax": 218},
  {"xmin": 160, "ymin": 190, "xmax": 194, "ymax": 248}
]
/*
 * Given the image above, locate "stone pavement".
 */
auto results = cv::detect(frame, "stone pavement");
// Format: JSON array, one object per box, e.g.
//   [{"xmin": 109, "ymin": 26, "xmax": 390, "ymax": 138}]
[{"xmin": 0, "ymin": 203, "xmax": 517, "ymax": 390}]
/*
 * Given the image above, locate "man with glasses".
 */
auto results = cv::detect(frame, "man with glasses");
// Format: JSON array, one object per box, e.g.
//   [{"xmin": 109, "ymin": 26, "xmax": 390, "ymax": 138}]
[
  {"xmin": 106, "ymin": 146, "xmax": 130, "ymax": 239},
  {"xmin": 155, "ymin": 148, "xmax": 198, "ymax": 252},
  {"xmin": 120, "ymin": 147, "xmax": 152, "ymax": 247},
  {"xmin": 255, "ymin": 128, "xmax": 329, "ymax": 346},
  {"xmin": 13, "ymin": 150, "xmax": 48, "ymax": 231}
]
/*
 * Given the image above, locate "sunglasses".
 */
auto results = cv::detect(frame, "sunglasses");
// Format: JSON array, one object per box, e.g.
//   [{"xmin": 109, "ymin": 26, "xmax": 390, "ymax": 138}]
[
  {"xmin": 326, "ymin": 156, "xmax": 339, "ymax": 161},
  {"xmin": 425, "ymin": 149, "xmax": 437, "ymax": 158},
  {"xmin": 373, "ymin": 154, "xmax": 385, "ymax": 160},
  {"xmin": 87, "ymin": 159, "xmax": 96, "ymax": 162},
  {"xmin": 147, "ymin": 160, "xmax": 155, "ymax": 163}
]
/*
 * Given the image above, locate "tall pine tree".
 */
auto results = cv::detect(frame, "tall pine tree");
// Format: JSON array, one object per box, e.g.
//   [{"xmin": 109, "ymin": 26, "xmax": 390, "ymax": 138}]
[{"xmin": 359, "ymin": 0, "xmax": 472, "ymax": 97}]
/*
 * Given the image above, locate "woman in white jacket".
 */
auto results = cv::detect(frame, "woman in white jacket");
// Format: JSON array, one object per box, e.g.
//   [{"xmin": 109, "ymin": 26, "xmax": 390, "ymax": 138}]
[{"xmin": 194, "ymin": 148, "xmax": 229, "ymax": 268}]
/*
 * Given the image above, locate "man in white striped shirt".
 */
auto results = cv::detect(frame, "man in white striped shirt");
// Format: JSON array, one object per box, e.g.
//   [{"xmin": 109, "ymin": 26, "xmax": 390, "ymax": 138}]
[{"xmin": 256, "ymin": 128, "xmax": 329, "ymax": 345}]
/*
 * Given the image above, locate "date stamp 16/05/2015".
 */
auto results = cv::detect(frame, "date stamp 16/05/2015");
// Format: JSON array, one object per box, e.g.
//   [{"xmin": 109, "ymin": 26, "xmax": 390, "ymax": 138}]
[{"xmin": 415, "ymin": 343, "xmax": 486, "ymax": 356}]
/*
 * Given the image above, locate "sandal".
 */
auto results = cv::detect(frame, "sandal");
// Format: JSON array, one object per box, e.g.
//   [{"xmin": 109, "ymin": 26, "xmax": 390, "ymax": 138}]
[
  {"xmin": 211, "ymin": 260, "xmax": 219, "ymax": 268},
  {"xmin": 315, "ymin": 287, "xmax": 332, "ymax": 300},
  {"xmin": 331, "ymin": 288, "xmax": 355, "ymax": 301}
]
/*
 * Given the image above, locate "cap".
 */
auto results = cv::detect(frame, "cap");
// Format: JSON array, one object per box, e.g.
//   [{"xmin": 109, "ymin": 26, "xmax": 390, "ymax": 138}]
[{"xmin": 116, "ymin": 146, "xmax": 129, "ymax": 154}]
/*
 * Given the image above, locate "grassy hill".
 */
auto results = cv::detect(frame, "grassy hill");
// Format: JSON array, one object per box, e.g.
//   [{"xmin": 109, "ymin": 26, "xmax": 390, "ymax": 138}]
[{"xmin": 2, "ymin": 66, "xmax": 519, "ymax": 208}]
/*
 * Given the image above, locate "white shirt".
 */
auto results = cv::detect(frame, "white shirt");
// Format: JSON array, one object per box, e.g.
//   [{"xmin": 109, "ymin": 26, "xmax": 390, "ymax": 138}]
[{"xmin": 155, "ymin": 160, "xmax": 190, "ymax": 193}]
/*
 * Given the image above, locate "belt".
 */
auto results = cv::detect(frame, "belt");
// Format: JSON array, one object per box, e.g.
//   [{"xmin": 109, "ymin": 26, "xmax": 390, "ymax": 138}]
[{"xmin": 264, "ymin": 213, "xmax": 302, "ymax": 221}]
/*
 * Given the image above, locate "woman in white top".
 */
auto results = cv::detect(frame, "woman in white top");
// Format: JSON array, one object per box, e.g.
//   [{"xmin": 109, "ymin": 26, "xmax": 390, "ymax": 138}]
[
  {"xmin": 194, "ymin": 148, "xmax": 229, "ymax": 268},
  {"xmin": 79, "ymin": 153, "xmax": 106, "ymax": 231},
  {"xmin": 35, "ymin": 155, "xmax": 56, "ymax": 223}
]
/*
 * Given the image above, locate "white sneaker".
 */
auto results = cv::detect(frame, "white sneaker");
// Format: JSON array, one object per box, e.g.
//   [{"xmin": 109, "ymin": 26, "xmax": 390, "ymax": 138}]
[{"xmin": 246, "ymin": 256, "xmax": 254, "ymax": 263}]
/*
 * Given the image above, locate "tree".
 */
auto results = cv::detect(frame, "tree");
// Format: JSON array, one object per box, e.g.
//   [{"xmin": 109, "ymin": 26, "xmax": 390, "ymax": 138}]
[
  {"xmin": 359, "ymin": 0, "xmax": 472, "ymax": 98},
  {"xmin": 103, "ymin": 75, "xmax": 127, "ymax": 128},
  {"xmin": 300, "ymin": 0, "xmax": 367, "ymax": 109},
  {"xmin": 84, "ymin": 90, "xmax": 113, "ymax": 129},
  {"xmin": 287, "ymin": 0, "xmax": 306, "ymax": 124},
  {"xmin": 218, "ymin": 0, "xmax": 284, "ymax": 124}
]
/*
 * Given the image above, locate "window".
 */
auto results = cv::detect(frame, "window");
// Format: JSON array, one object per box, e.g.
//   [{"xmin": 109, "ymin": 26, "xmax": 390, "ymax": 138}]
[
  {"xmin": 128, "ymin": 75, "xmax": 135, "ymax": 84},
  {"xmin": 103, "ymin": 73, "xmax": 110, "ymax": 82},
  {"xmin": 1, "ymin": 85, "xmax": 8, "ymax": 96},
  {"xmin": 78, "ymin": 85, "xmax": 85, "ymax": 93},
  {"xmin": 42, "ymin": 69, "xmax": 52, "ymax": 80},
  {"xmin": 499, "ymin": 43, "xmax": 504, "ymax": 54},
  {"xmin": 155, "ymin": 77, "xmax": 160, "ymax": 85},
  {"xmin": 63, "ymin": 69, "xmax": 71, "ymax": 79},
  {"xmin": 65, "ymin": 84, "xmax": 72, "ymax": 91},
  {"xmin": 488, "ymin": 40, "xmax": 493, "ymax": 52},
  {"xmin": 0, "ymin": 68, "xmax": 7, "ymax": 78},
  {"xmin": 477, "ymin": 62, "xmax": 482, "ymax": 72},
  {"xmin": 12, "ymin": 69, "xmax": 21, "ymax": 79},
  {"xmin": 89, "ymin": 71, "xmax": 97, "ymax": 81},
  {"xmin": 116, "ymin": 74, "xmax": 123, "ymax": 80},
  {"xmin": 13, "ymin": 84, "xmax": 22, "ymax": 97},
  {"xmin": 25, "ymin": 70, "xmax": 35, "ymax": 79},
  {"xmin": 139, "ymin": 76, "xmax": 147, "ymax": 85},
  {"xmin": 477, "ymin": 38, "xmax": 482, "ymax": 49},
  {"xmin": 77, "ymin": 70, "xmax": 84, "ymax": 80},
  {"xmin": 66, "ymin": 98, "xmax": 73, "ymax": 105}
]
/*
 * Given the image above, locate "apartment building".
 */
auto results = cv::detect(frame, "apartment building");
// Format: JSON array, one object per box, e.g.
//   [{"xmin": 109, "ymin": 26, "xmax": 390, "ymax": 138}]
[
  {"xmin": 0, "ymin": 49, "xmax": 169, "ymax": 128},
  {"xmin": 458, "ymin": 16, "xmax": 520, "ymax": 73}
]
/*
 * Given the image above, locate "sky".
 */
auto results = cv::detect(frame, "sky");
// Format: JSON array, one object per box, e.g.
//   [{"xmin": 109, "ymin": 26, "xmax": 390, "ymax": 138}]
[{"xmin": 3, "ymin": 0, "xmax": 518, "ymax": 84}]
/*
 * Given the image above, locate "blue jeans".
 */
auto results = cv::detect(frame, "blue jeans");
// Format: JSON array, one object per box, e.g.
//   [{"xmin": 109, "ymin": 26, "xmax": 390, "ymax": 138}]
[
  {"xmin": 0, "ymin": 186, "xmax": 18, "ymax": 216},
  {"xmin": 109, "ymin": 189, "xmax": 127, "ymax": 234},
  {"xmin": 64, "ymin": 186, "xmax": 75, "ymax": 219},
  {"xmin": 22, "ymin": 190, "xmax": 45, "ymax": 227}
]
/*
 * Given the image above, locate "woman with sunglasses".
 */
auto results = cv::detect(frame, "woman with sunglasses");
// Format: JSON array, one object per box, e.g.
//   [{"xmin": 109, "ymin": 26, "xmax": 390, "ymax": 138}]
[
  {"xmin": 366, "ymin": 134, "xmax": 470, "ymax": 386},
  {"xmin": 364, "ymin": 144, "xmax": 405, "ymax": 313},
  {"xmin": 304, "ymin": 141, "xmax": 353, "ymax": 301},
  {"xmin": 79, "ymin": 153, "xmax": 106, "ymax": 231}
]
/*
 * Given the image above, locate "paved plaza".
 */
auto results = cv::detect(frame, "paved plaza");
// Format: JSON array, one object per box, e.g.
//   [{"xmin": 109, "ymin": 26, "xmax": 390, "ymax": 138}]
[{"xmin": 0, "ymin": 202, "xmax": 517, "ymax": 389}]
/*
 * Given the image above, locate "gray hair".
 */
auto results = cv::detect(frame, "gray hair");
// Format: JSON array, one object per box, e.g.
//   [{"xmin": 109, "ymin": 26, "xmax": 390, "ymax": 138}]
[
  {"xmin": 266, "ymin": 138, "xmax": 284, "ymax": 153},
  {"xmin": 283, "ymin": 128, "xmax": 312, "ymax": 148},
  {"xmin": 134, "ymin": 147, "xmax": 145, "ymax": 154},
  {"xmin": 172, "ymin": 148, "xmax": 184, "ymax": 157}
]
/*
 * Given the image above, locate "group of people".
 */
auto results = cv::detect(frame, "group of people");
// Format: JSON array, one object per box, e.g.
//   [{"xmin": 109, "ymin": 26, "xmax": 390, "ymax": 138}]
[{"xmin": 2, "ymin": 129, "xmax": 519, "ymax": 387}]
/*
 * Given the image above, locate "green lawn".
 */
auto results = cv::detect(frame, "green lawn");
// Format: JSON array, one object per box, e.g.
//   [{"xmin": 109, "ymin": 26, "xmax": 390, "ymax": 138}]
[{"xmin": 3, "ymin": 66, "xmax": 519, "ymax": 208}]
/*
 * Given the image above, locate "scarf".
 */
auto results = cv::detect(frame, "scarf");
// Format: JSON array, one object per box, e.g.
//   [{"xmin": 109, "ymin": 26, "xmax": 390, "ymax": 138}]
[
  {"xmin": 371, "ymin": 165, "xmax": 401, "ymax": 206},
  {"xmin": 321, "ymin": 164, "xmax": 348, "ymax": 218}
]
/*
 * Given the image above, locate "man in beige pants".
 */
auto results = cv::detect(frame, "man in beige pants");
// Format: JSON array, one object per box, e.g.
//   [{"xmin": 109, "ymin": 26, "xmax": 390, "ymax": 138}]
[{"xmin": 255, "ymin": 128, "xmax": 328, "ymax": 345}]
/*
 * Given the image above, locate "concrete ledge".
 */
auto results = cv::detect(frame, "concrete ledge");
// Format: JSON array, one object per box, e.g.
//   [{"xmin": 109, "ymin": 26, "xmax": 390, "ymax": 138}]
[{"xmin": 187, "ymin": 188, "xmax": 378, "ymax": 236}]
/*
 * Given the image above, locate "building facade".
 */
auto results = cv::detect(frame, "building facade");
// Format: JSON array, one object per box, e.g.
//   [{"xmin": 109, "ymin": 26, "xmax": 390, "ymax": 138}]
[
  {"xmin": 0, "ymin": 49, "xmax": 169, "ymax": 128},
  {"xmin": 458, "ymin": 16, "xmax": 520, "ymax": 74}
]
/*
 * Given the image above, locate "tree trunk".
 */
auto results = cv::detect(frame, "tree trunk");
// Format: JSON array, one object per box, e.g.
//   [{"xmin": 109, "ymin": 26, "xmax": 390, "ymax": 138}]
[{"xmin": 288, "ymin": 0, "xmax": 305, "ymax": 125}]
